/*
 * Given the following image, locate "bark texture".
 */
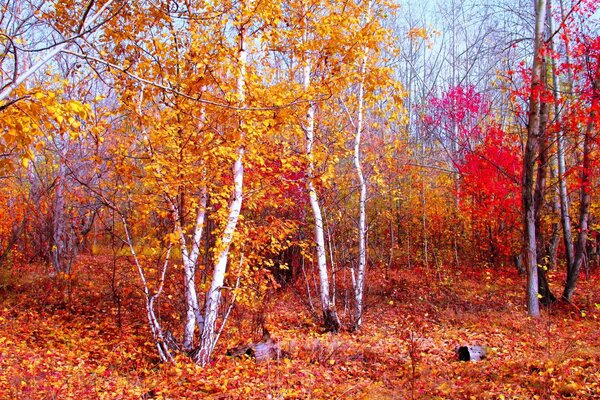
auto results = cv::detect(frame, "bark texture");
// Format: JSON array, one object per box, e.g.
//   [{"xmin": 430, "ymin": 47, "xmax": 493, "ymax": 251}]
[
  {"xmin": 196, "ymin": 23, "xmax": 247, "ymax": 365},
  {"xmin": 522, "ymin": 0, "xmax": 547, "ymax": 317}
]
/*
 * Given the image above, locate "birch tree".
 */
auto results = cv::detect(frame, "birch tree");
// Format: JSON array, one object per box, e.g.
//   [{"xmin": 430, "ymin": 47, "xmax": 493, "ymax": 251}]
[
  {"xmin": 352, "ymin": 23, "xmax": 369, "ymax": 331},
  {"xmin": 92, "ymin": 0, "xmax": 302, "ymax": 364},
  {"xmin": 522, "ymin": 0, "xmax": 547, "ymax": 318},
  {"xmin": 194, "ymin": 6, "xmax": 249, "ymax": 364},
  {"xmin": 302, "ymin": 39, "xmax": 341, "ymax": 333},
  {"xmin": 548, "ymin": 0, "xmax": 575, "ymax": 279},
  {"xmin": 350, "ymin": 0, "xmax": 381, "ymax": 331},
  {"xmin": 542, "ymin": 0, "xmax": 599, "ymax": 301},
  {"xmin": 563, "ymin": 66, "xmax": 599, "ymax": 301}
]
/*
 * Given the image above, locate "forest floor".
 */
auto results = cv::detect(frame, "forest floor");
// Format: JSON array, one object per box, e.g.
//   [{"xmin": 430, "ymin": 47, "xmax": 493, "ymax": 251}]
[{"xmin": 0, "ymin": 256, "xmax": 599, "ymax": 399}]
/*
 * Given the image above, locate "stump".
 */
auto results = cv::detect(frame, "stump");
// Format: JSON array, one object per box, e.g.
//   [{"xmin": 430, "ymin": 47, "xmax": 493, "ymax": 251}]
[
  {"xmin": 455, "ymin": 345, "xmax": 487, "ymax": 361},
  {"xmin": 226, "ymin": 329, "xmax": 283, "ymax": 362}
]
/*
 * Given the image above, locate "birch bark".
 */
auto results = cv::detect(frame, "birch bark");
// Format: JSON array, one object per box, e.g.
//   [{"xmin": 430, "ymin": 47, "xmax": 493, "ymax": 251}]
[
  {"xmin": 549, "ymin": 0, "xmax": 575, "ymax": 274},
  {"xmin": 563, "ymin": 81, "xmax": 597, "ymax": 300},
  {"xmin": 195, "ymin": 20, "xmax": 247, "ymax": 365},
  {"xmin": 168, "ymin": 187, "xmax": 207, "ymax": 351},
  {"xmin": 303, "ymin": 44, "xmax": 340, "ymax": 332},
  {"xmin": 352, "ymin": 0, "xmax": 373, "ymax": 331}
]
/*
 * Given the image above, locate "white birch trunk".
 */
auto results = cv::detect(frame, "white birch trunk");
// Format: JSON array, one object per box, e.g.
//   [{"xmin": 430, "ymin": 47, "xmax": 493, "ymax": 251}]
[
  {"xmin": 138, "ymin": 84, "xmax": 208, "ymax": 353},
  {"xmin": 51, "ymin": 160, "xmax": 67, "ymax": 274},
  {"xmin": 522, "ymin": 0, "xmax": 547, "ymax": 318},
  {"xmin": 195, "ymin": 24, "xmax": 247, "ymax": 366},
  {"xmin": 556, "ymin": 122, "xmax": 574, "ymax": 265},
  {"xmin": 352, "ymin": 1, "xmax": 372, "ymax": 330},
  {"xmin": 122, "ymin": 215, "xmax": 174, "ymax": 363},
  {"xmin": 303, "ymin": 52, "xmax": 339, "ymax": 332},
  {"xmin": 169, "ymin": 187, "xmax": 207, "ymax": 351}
]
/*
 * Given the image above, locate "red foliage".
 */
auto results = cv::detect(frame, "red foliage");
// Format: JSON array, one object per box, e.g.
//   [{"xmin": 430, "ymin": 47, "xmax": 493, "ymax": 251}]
[
  {"xmin": 425, "ymin": 84, "xmax": 521, "ymax": 263},
  {"xmin": 424, "ymin": 85, "xmax": 491, "ymax": 160},
  {"xmin": 244, "ymin": 153, "xmax": 308, "ymax": 221},
  {"xmin": 457, "ymin": 124, "xmax": 522, "ymax": 262}
]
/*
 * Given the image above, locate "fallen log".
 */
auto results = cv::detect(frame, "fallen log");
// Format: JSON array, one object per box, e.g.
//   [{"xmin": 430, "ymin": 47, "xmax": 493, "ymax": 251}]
[
  {"xmin": 226, "ymin": 329, "xmax": 284, "ymax": 362},
  {"xmin": 455, "ymin": 345, "xmax": 487, "ymax": 361}
]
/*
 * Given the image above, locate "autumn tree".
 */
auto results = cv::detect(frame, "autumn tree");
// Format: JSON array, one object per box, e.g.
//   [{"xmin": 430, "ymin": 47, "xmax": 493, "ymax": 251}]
[
  {"xmin": 521, "ymin": 0, "xmax": 547, "ymax": 317},
  {"xmin": 0, "ymin": 0, "xmax": 117, "ymax": 274},
  {"xmin": 561, "ymin": 33, "xmax": 600, "ymax": 300},
  {"xmin": 85, "ymin": 0, "xmax": 345, "ymax": 362}
]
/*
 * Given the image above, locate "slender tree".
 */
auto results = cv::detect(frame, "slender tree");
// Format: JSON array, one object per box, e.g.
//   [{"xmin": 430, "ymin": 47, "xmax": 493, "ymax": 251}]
[
  {"xmin": 522, "ymin": 0, "xmax": 547, "ymax": 318},
  {"xmin": 563, "ymin": 72, "xmax": 599, "ymax": 301},
  {"xmin": 195, "ymin": 8, "xmax": 248, "ymax": 365},
  {"xmin": 549, "ymin": 0, "xmax": 575, "ymax": 276},
  {"xmin": 302, "ymin": 32, "xmax": 340, "ymax": 332},
  {"xmin": 351, "ymin": 0, "xmax": 373, "ymax": 331}
]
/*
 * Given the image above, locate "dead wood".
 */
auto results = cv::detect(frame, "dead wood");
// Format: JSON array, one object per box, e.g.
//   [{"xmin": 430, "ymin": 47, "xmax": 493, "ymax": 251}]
[{"xmin": 226, "ymin": 328, "xmax": 286, "ymax": 362}]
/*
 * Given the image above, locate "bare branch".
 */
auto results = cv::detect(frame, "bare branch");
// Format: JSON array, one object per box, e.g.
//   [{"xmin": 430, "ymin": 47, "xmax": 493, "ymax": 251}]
[{"xmin": 0, "ymin": 0, "xmax": 116, "ymax": 103}]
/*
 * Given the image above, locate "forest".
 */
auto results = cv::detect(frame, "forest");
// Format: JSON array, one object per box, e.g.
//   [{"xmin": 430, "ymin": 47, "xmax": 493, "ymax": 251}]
[{"xmin": 1, "ymin": 0, "xmax": 600, "ymax": 398}]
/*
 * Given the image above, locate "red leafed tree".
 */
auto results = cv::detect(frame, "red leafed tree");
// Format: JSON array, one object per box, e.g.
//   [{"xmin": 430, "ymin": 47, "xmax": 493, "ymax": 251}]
[
  {"xmin": 424, "ymin": 84, "xmax": 522, "ymax": 265},
  {"xmin": 561, "ymin": 33, "xmax": 600, "ymax": 300},
  {"xmin": 425, "ymin": 84, "xmax": 490, "ymax": 164},
  {"xmin": 457, "ymin": 124, "xmax": 522, "ymax": 265}
]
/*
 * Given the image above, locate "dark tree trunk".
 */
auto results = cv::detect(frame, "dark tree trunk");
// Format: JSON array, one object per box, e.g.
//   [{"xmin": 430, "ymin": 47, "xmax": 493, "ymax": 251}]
[
  {"xmin": 538, "ymin": 267, "xmax": 556, "ymax": 305},
  {"xmin": 533, "ymin": 74, "xmax": 556, "ymax": 306},
  {"xmin": 323, "ymin": 308, "xmax": 340, "ymax": 333},
  {"xmin": 514, "ymin": 254, "xmax": 525, "ymax": 275},
  {"xmin": 563, "ymin": 83, "xmax": 597, "ymax": 300},
  {"xmin": 522, "ymin": 0, "xmax": 547, "ymax": 317}
]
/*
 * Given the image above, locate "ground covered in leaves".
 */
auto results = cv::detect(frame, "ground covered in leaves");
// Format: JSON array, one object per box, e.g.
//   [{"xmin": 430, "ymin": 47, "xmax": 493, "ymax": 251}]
[{"xmin": 1, "ymin": 257, "xmax": 599, "ymax": 399}]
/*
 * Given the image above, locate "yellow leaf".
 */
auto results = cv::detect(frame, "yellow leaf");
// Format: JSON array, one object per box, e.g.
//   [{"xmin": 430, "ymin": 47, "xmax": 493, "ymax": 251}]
[{"xmin": 70, "ymin": 119, "xmax": 81, "ymax": 129}]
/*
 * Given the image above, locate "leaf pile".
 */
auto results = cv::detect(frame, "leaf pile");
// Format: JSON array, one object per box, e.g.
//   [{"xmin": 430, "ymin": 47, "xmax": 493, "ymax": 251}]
[{"xmin": 0, "ymin": 258, "xmax": 599, "ymax": 399}]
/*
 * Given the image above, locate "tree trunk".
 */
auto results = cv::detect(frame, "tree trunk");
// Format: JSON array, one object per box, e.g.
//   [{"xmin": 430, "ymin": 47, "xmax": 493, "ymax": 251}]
[
  {"xmin": 563, "ymin": 93, "xmax": 596, "ymax": 300},
  {"xmin": 522, "ymin": 0, "xmax": 547, "ymax": 318},
  {"xmin": 351, "ymin": 0, "xmax": 372, "ymax": 332},
  {"xmin": 534, "ymin": 75, "xmax": 556, "ymax": 305},
  {"xmin": 548, "ymin": 156, "xmax": 561, "ymax": 271},
  {"xmin": 123, "ymin": 215, "xmax": 174, "ymax": 363},
  {"xmin": 303, "ymin": 40, "xmax": 339, "ymax": 333},
  {"xmin": 196, "ymin": 23, "xmax": 247, "ymax": 365},
  {"xmin": 549, "ymin": 0, "xmax": 575, "ymax": 273},
  {"xmin": 51, "ymin": 152, "xmax": 77, "ymax": 275},
  {"xmin": 523, "ymin": 137, "xmax": 540, "ymax": 317},
  {"xmin": 169, "ymin": 188, "xmax": 207, "ymax": 352}
]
